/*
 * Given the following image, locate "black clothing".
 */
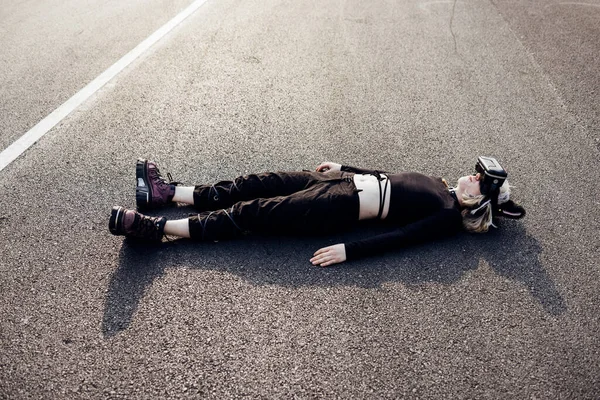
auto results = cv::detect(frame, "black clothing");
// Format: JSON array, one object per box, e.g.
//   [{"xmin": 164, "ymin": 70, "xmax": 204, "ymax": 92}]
[
  {"xmin": 187, "ymin": 167, "xmax": 463, "ymax": 261},
  {"xmin": 188, "ymin": 171, "xmax": 360, "ymax": 240},
  {"xmin": 340, "ymin": 165, "xmax": 463, "ymax": 260}
]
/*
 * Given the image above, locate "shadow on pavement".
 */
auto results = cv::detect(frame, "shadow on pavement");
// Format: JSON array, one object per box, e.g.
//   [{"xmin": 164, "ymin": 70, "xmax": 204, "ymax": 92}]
[{"xmin": 102, "ymin": 220, "xmax": 565, "ymax": 337}]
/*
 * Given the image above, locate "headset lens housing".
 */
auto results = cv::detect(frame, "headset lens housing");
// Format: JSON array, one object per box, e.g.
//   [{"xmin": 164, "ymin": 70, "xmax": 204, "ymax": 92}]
[{"xmin": 476, "ymin": 156, "xmax": 507, "ymax": 195}]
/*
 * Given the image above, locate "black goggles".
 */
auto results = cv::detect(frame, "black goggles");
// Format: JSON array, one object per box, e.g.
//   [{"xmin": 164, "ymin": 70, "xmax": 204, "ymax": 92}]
[{"xmin": 475, "ymin": 156, "xmax": 507, "ymax": 195}]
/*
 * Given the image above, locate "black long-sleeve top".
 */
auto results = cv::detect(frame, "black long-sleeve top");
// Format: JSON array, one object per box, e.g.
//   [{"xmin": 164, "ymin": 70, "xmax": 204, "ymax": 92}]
[{"xmin": 340, "ymin": 165, "xmax": 464, "ymax": 260}]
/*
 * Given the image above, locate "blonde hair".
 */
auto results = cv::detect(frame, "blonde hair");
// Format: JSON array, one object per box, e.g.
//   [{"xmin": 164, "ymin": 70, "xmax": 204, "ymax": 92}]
[{"xmin": 460, "ymin": 180, "xmax": 511, "ymax": 233}]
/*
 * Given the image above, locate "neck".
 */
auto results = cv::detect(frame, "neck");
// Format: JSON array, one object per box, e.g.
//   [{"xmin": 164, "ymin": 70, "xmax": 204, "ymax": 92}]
[{"xmin": 449, "ymin": 187, "xmax": 464, "ymax": 207}]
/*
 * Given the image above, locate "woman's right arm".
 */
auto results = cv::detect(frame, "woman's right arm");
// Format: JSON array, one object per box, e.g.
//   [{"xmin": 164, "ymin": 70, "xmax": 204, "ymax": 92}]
[
  {"xmin": 315, "ymin": 162, "xmax": 382, "ymax": 175},
  {"xmin": 340, "ymin": 165, "xmax": 381, "ymax": 174},
  {"xmin": 315, "ymin": 162, "xmax": 342, "ymax": 173}
]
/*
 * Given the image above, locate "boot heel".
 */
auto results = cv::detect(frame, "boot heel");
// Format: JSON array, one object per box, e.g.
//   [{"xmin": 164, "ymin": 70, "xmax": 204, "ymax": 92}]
[
  {"xmin": 136, "ymin": 190, "xmax": 149, "ymax": 210},
  {"xmin": 136, "ymin": 159, "xmax": 149, "ymax": 209},
  {"xmin": 109, "ymin": 206, "xmax": 123, "ymax": 235}
]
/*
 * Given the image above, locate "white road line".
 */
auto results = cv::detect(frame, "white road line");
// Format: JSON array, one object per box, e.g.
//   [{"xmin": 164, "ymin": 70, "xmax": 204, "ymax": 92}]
[{"xmin": 0, "ymin": 0, "xmax": 210, "ymax": 173}]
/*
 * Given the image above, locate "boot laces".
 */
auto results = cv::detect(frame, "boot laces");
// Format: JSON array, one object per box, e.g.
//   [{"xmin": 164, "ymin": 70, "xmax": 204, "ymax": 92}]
[
  {"xmin": 134, "ymin": 214, "xmax": 162, "ymax": 240},
  {"xmin": 150, "ymin": 164, "xmax": 180, "ymax": 189}
]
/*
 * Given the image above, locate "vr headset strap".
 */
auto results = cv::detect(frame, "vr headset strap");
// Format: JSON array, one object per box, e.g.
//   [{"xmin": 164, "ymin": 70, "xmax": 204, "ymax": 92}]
[
  {"xmin": 470, "ymin": 190, "xmax": 501, "ymax": 227},
  {"xmin": 470, "ymin": 198, "xmax": 490, "ymax": 216}
]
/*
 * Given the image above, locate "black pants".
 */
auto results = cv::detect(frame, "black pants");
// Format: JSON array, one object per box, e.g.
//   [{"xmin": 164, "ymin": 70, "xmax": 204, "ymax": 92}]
[{"xmin": 188, "ymin": 171, "xmax": 360, "ymax": 241}]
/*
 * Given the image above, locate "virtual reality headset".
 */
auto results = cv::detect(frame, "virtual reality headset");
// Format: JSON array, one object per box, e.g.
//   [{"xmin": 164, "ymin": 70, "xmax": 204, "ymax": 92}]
[
  {"xmin": 475, "ymin": 156, "xmax": 507, "ymax": 195},
  {"xmin": 469, "ymin": 156, "xmax": 526, "ymax": 223}
]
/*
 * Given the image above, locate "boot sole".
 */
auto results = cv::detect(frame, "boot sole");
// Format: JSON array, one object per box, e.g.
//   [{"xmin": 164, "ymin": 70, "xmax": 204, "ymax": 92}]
[
  {"xmin": 109, "ymin": 206, "xmax": 124, "ymax": 235},
  {"xmin": 136, "ymin": 159, "xmax": 151, "ymax": 210}
]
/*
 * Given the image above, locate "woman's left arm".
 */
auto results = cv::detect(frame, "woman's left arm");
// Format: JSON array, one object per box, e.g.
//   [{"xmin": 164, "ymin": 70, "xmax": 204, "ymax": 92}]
[
  {"xmin": 344, "ymin": 209, "xmax": 463, "ymax": 261},
  {"xmin": 310, "ymin": 243, "xmax": 346, "ymax": 267},
  {"xmin": 311, "ymin": 209, "xmax": 462, "ymax": 266}
]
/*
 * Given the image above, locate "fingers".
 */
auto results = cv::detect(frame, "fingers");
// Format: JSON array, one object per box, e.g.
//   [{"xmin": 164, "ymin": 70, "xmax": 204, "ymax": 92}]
[
  {"xmin": 318, "ymin": 259, "xmax": 337, "ymax": 267},
  {"xmin": 310, "ymin": 248, "xmax": 329, "ymax": 265},
  {"xmin": 309, "ymin": 251, "xmax": 327, "ymax": 265},
  {"xmin": 316, "ymin": 162, "xmax": 339, "ymax": 172},
  {"xmin": 315, "ymin": 163, "xmax": 330, "ymax": 172},
  {"xmin": 312, "ymin": 246, "xmax": 329, "ymax": 256},
  {"xmin": 310, "ymin": 254, "xmax": 339, "ymax": 267},
  {"xmin": 310, "ymin": 246, "xmax": 343, "ymax": 267}
]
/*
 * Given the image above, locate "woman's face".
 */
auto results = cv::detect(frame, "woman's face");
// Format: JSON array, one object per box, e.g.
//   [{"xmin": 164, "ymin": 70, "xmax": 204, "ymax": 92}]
[{"xmin": 457, "ymin": 173, "xmax": 482, "ymax": 198}]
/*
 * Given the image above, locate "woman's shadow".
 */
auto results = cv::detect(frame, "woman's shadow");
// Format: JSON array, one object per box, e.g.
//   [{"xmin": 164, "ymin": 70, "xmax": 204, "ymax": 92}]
[{"xmin": 102, "ymin": 220, "xmax": 565, "ymax": 337}]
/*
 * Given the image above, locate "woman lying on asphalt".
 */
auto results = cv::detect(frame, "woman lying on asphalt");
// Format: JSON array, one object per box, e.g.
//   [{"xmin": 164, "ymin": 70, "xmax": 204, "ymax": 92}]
[{"xmin": 109, "ymin": 156, "xmax": 525, "ymax": 267}]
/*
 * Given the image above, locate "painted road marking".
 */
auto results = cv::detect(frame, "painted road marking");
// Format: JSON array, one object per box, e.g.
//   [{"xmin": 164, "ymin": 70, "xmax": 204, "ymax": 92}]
[{"xmin": 0, "ymin": 0, "xmax": 210, "ymax": 172}]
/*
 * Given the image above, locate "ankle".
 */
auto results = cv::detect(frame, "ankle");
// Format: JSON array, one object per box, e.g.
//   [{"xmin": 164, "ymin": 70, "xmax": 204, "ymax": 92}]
[
  {"xmin": 164, "ymin": 219, "xmax": 191, "ymax": 238},
  {"xmin": 172, "ymin": 186, "xmax": 195, "ymax": 204}
]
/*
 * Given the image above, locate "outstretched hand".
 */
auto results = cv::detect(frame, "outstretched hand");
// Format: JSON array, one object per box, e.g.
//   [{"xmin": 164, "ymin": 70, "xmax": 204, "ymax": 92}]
[
  {"xmin": 315, "ymin": 162, "xmax": 342, "ymax": 173},
  {"xmin": 310, "ymin": 244, "xmax": 347, "ymax": 267}
]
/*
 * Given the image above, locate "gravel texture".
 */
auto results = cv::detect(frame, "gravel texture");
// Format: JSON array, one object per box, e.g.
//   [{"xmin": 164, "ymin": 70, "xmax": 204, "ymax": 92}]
[{"xmin": 1, "ymin": 0, "xmax": 599, "ymax": 398}]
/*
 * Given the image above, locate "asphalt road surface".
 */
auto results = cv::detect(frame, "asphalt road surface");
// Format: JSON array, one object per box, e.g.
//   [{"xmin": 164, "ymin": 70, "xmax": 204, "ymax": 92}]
[{"xmin": 1, "ymin": 0, "xmax": 599, "ymax": 398}]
